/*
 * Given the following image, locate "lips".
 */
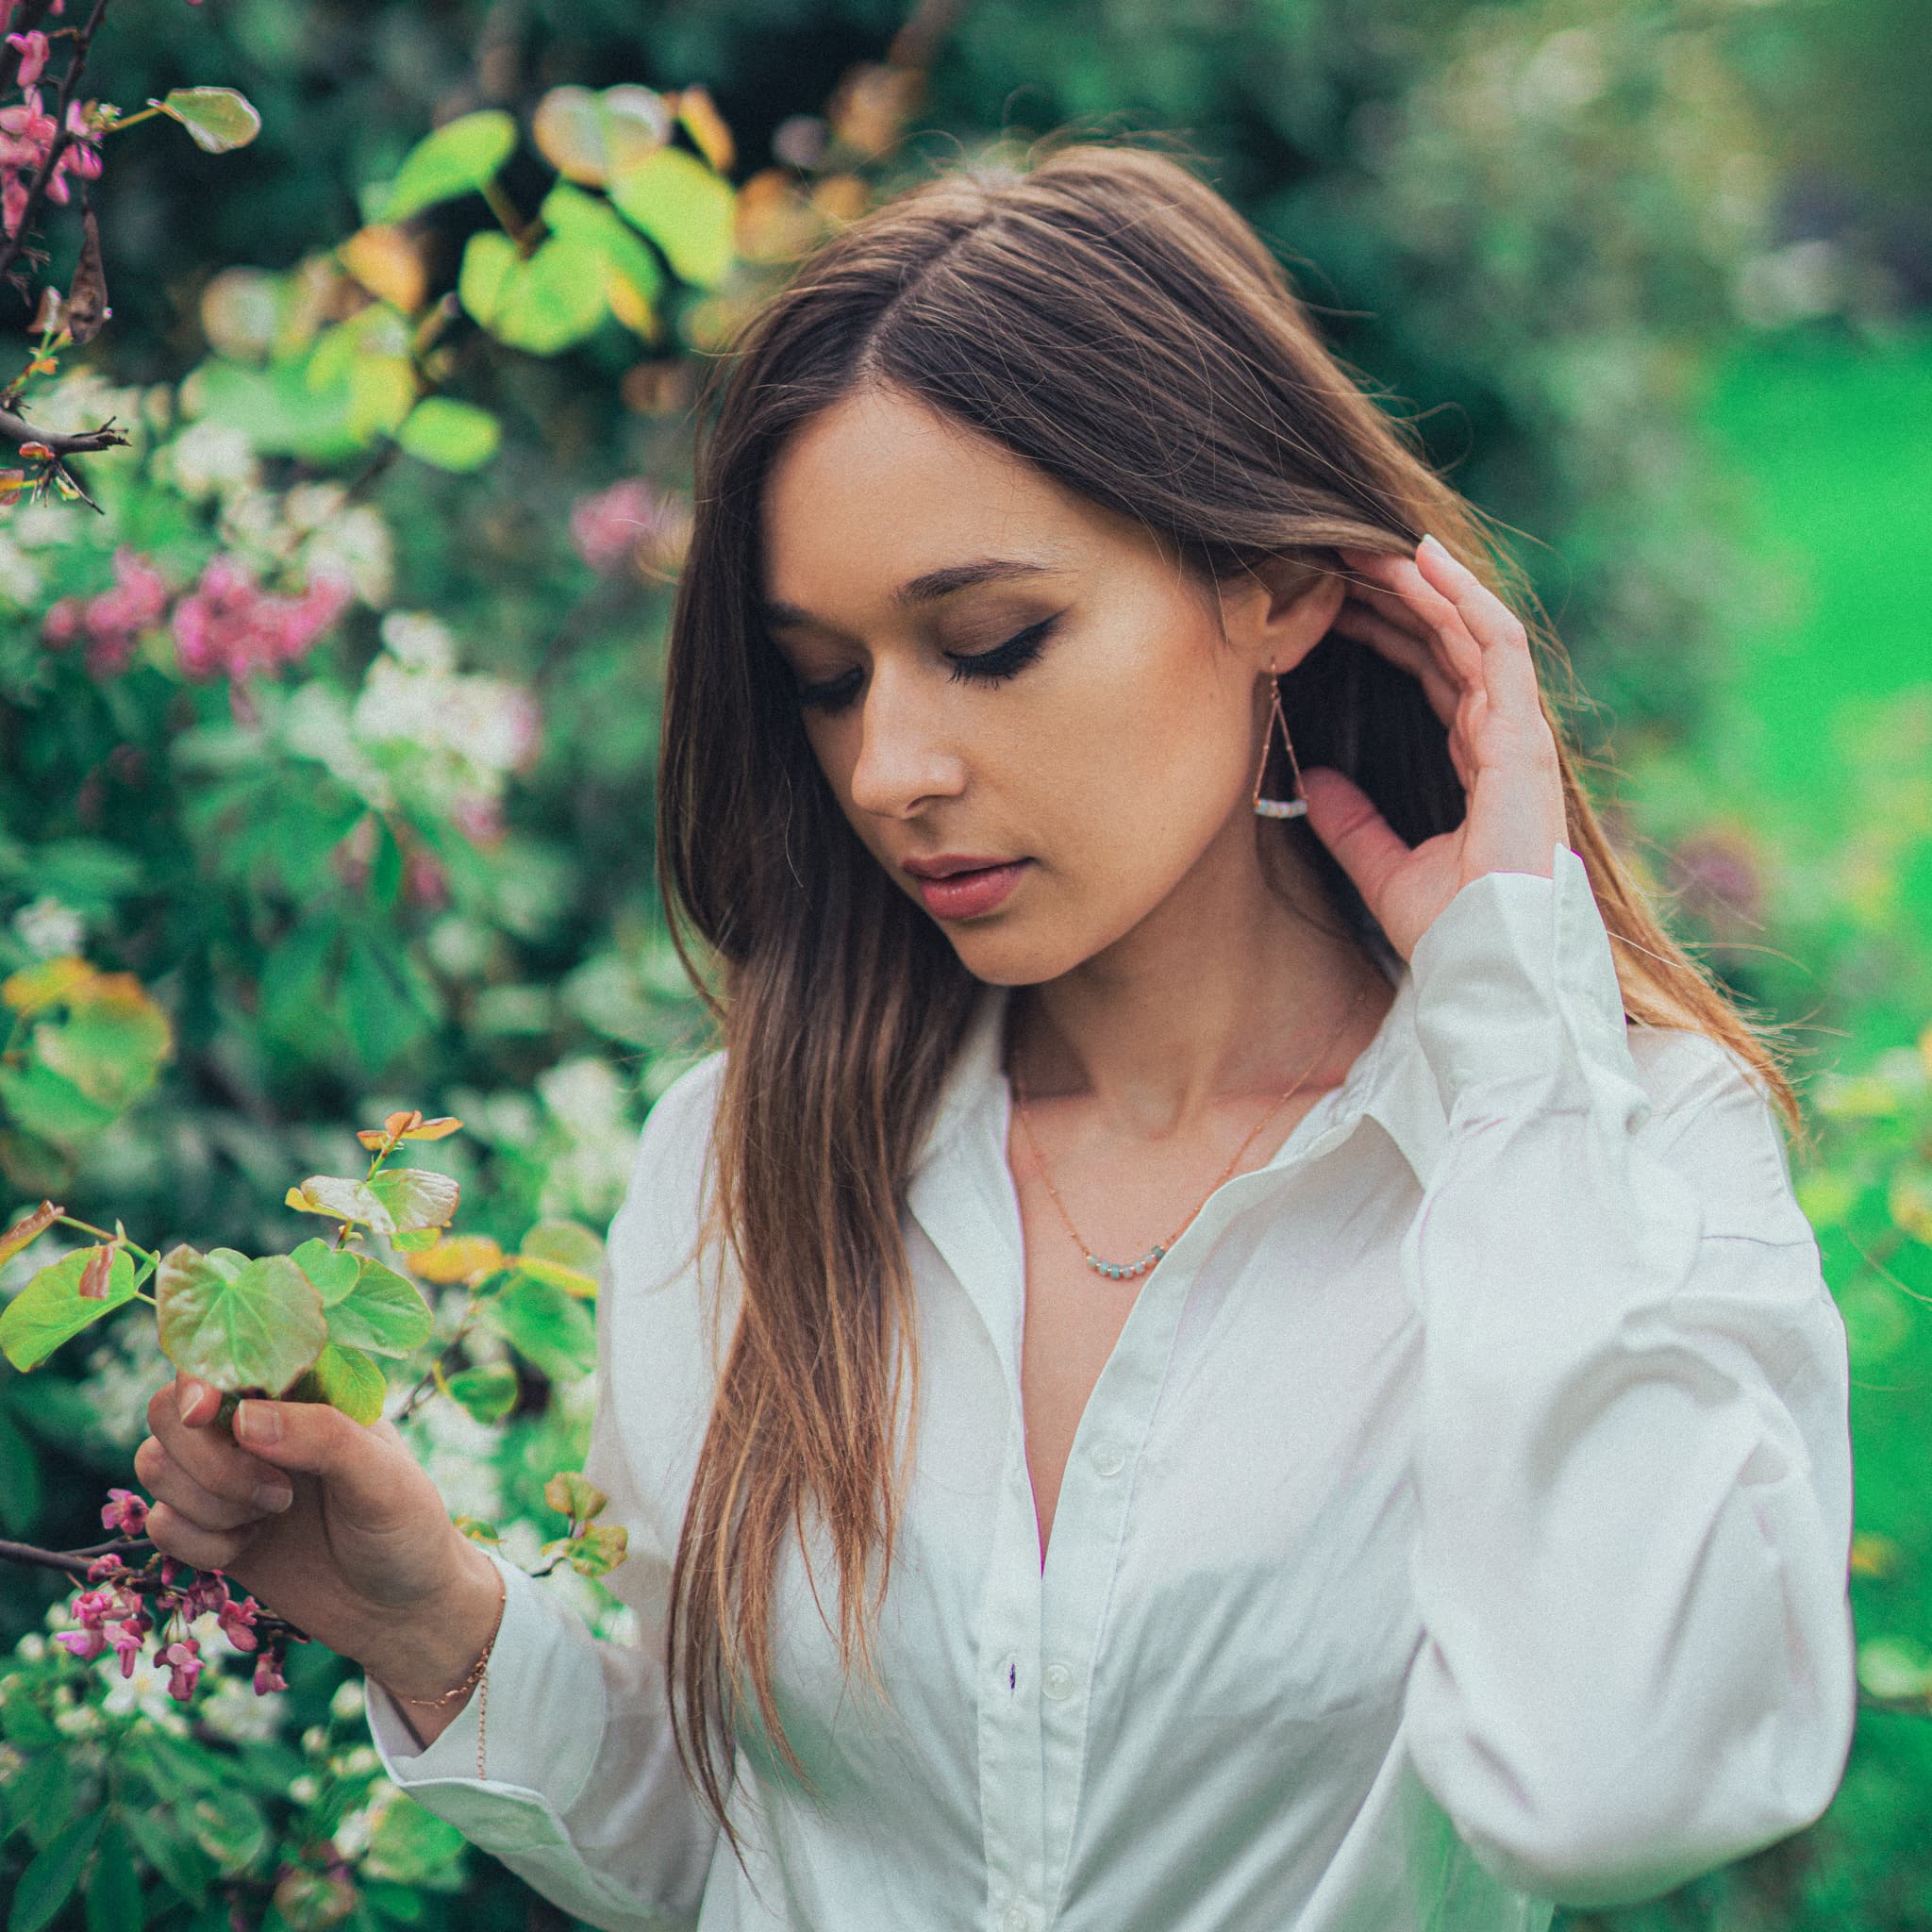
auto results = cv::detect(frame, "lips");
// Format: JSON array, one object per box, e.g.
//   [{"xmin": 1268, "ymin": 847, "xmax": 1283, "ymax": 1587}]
[{"xmin": 907, "ymin": 858, "xmax": 1032, "ymax": 920}]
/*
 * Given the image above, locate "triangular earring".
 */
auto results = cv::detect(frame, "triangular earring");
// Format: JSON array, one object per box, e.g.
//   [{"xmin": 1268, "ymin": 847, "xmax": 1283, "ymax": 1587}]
[{"xmin": 1251, "ymin": 673, "xmax": 1308, "ymax": 820}]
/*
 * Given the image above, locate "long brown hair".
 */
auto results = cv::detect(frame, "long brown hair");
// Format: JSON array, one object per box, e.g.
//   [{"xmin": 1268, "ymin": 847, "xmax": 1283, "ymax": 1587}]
[{"xmin": 654, "ymin": 137, "xmax": 1802, "ymax": 1851}]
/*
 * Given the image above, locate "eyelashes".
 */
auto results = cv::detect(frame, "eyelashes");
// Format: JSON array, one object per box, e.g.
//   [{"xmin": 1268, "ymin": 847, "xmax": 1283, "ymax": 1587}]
[{"xmin": 794, "ymin": 614, "xmax": 1062, "ymax": 713}]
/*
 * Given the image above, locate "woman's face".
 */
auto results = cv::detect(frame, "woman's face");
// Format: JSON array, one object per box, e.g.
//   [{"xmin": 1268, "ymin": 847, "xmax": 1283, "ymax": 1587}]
[{"xmin": 759, "ymin": 384, "xmax": 1341, "ymax": 986}]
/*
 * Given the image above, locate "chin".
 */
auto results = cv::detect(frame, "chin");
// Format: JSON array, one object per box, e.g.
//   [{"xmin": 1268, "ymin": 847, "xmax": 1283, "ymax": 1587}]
[{"xmin": 937, "ymin": 920, "xmax": 1103, "ymax": 989}]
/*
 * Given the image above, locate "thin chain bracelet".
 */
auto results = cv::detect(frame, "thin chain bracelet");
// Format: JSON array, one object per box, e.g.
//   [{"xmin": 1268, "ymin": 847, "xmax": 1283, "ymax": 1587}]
[{"xmin": 377, "ymin": 1560, "xmax": 508, "ymax": 1779}]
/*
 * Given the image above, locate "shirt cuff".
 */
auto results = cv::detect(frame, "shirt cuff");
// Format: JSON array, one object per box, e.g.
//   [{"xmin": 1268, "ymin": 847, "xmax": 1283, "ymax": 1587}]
[
  {"xmin": 364, "ymin": 1546, "xmax": 608, "ymax": 1840},
  {"xmin": 1407, "ymin": 841, "xmax": 1646, "ymax": 1128}
]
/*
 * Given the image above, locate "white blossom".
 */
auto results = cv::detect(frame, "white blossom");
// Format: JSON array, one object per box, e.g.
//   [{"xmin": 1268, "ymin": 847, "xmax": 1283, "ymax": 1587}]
[{"xmin": 12, "ymin": 896, "xmax": 84, "ymax": 960}]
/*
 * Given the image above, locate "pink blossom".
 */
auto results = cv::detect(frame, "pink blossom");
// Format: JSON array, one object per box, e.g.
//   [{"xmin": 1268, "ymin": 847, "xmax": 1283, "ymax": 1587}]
[
  {"xmin": 253, "ymin": 1647, "xmax": 289, "ymax": 1695},
  {"xmin": 6, "ymin": 30, "xmax": 48, "ymax": 86},
  {"xmin": 569, "ymin": 477, "xmax": 674, "ymax": 575},
  {"xmin": 100, "ymin": 1487, "xmax": 148, "ymax": 1536},
  {"xmin": 108, "ymin": 1619, "xmax": 146, "ymax": 1677},
  {"xmin": 160, "ymin": 1635, "xmax": 204, "ymax": 1700},
  {"xmin": 52, "ymin": 1623, "xmax": 108, "ymax": 1661},
  {"xmin": 217, "ymin": 1594, "xmax": 261, "ymax": 1652},
  {"xmin": 171, "ymin": 556, "xmax": 354, "ymax": 683}
]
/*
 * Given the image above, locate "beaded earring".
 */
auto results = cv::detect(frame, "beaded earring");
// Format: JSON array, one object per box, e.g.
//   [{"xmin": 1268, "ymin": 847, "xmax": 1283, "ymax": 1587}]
[{"xmin": 1252, "ymin": 671, "xmax": 1308, "ymax": 820}]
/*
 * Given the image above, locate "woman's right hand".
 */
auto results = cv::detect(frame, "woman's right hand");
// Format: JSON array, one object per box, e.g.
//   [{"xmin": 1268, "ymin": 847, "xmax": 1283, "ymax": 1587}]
[{"xmin": 136, "ymin": 1372, "xmax": 474, "ymax": 1660}]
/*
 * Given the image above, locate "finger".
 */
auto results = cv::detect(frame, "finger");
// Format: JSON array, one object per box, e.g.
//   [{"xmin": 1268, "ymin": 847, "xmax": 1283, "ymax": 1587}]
[
  {"xmin": 147, "ymin": 1380, "xmax": 291, "ymax": 1508},
  {"xmin": 134, "ymin": 1432, "xmax": 291, "ymax": 1531},
  {"xmin": 1414, "ymin": 535, "xmax": 1544, "ymax": 724},
  {"xmin": 1298, "ymin": 765, "xmax": 1413, "ymax": 913},
  {"xmin": 1330, "ymin": 600, "xmax": 1463, "ymax": 730},
  {"xmin": 1338, "ymin": 548, "xmax": 1485, "ymax": 691},
  {"xmin": 231, "ymin": 1395, "xmax": 409, "ymax": 1535},
  {"xmin": 143, "ymin": 1496, "xmax": 260, "ymax": 1574}
]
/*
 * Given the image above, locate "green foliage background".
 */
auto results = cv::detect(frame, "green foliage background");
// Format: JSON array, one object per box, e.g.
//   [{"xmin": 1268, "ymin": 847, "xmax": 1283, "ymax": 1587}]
[{"xmin": 1, "ymin": 0, "xmax": 1927, "ymax": 1926}]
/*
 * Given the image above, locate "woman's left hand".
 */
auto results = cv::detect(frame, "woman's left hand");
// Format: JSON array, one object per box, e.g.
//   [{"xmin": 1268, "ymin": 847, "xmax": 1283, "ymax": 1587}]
[{"xmin": 1297, "ymin": 533, "xmax": 1569, "ymax": 963}]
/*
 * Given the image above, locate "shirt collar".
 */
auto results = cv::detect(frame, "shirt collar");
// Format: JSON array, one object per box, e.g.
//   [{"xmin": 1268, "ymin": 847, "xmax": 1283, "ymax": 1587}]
[{"xmin": 910, "ymin": 946, "xmax": 1449, "ymax": 1195}]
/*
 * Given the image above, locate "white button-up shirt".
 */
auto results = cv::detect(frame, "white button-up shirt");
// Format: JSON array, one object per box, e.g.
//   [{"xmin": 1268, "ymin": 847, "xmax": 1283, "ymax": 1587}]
[{"xmin": 366, "ymin": 843, "xmax": 1857, "ymax": 1930}]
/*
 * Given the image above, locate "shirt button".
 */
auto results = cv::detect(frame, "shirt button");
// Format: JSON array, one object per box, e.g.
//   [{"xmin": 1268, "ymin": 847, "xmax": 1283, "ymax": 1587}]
[
  {"xmin": 1089, "ymin": 1440, "xmax": 1125, "ymax": 1477},
  {"xmin": 1042, "ymin": 1662, "xmax": 1074, "ymax": 1702},
  {"xmin": 1001, "ymin": 1907, "xmax": 1032, "ymax": 1932}
]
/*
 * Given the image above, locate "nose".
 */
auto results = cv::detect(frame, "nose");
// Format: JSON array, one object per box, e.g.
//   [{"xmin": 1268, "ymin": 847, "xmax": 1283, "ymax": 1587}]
[{"xmin": 845, "ymin": 659, "xmax": 967, "ymax": 820}]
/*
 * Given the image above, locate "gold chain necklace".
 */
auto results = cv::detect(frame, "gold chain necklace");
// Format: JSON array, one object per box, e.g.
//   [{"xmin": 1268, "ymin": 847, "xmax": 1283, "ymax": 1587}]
[{"xmin": 1008, "ymin": 979, "xmax": 1375, "ymax": 1281}]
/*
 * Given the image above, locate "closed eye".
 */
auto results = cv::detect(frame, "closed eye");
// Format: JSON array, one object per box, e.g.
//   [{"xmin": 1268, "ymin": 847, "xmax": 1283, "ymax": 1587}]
[{"xmin": 794, "ymin": 613, "xmax": 1063, "ymax": 713}]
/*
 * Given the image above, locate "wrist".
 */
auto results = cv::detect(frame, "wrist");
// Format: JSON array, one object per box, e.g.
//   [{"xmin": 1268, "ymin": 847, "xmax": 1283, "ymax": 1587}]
[{"xmin": 353, "ymin": 1538, "xmax": 506, "ymax": 1703}]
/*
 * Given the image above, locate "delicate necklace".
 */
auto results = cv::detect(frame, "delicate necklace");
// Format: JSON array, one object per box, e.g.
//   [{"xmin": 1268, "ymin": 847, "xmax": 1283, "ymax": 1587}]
[{"xmin": 1008, "ymin": 979, "xmax": 1374, "ymax": 1281}]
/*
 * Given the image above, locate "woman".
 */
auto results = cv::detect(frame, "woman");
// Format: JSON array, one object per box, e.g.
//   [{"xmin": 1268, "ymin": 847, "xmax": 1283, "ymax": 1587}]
[{"xmin": 147, "ymin": 142, "xmax": 1855, "ymax": 1930}]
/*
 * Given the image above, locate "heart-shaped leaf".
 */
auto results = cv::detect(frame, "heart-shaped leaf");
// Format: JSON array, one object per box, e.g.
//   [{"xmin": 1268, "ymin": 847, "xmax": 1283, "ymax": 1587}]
[
  {"xmin": 325, "ymin": 1257, "xmax": 433, "ymax": 1357},
  {"xmin": 0, "ymin": 1247, "xmax": 136, "ymax": 1373},
  {"xmin": 476, "ymin": 1274, "xmax": 595, "ymax": 1383},
  {"xmin": 445, "ymin": 1360, "xmax": 519, "ymax": 1424},
  {"xmin": 397, "ymin": 397, "xmax": 501, "ymax": 474},
  {"xmin": 608, "ymin": 145, "xmax": 735, "ymax": 288},
  {"xmin": 458, "ymin": 229, "xmax": 608, "ymax": 355},
  {"xmin": 513, "ymin": 1219, "xmax": 604, "ymax": 1299},
  {"xmin": 156, "ymin": 1246, "xmax": 327, "ymax": 1398},
  {"xmin": 290, "ymin": 1237, "xmax": 360, "ymax": 1307},
  {"xmin": 542, "ymin": 1471, "xmax": 607, "ymax": 1522},
  {"xmin": 287, "ymin": 1342, "xmax": 388, "ymax": 1424},
  {"xmin": 287, "ymin": 1167, "xmax": 458, "ymax": 1236},
  {"xmin": 532, "ymin": 83, "xmax": 671, "ymax": 187},
  {"xmin": 407, "ymin": 1233, "xmax": 505, "ymax": 1285},
  {"xmin": 154, "ymin": 86, "xmax": 262, "ymax": 154},
  {"xmin": 375, "ymin": 109, "xmax": 517, "ymax": 223}
]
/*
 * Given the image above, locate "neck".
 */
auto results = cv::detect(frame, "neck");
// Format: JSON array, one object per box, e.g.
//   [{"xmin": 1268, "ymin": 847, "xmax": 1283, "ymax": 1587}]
[{"xmin": 1004, "ymin": 820, "xmax": 1391, "ymax": 1141}]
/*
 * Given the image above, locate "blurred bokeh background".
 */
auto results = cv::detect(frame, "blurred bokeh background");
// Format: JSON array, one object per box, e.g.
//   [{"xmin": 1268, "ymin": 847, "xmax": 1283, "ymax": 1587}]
[{"xmin": 1, "ymin": 0, "xmax": 1927, "ymax": 1926}]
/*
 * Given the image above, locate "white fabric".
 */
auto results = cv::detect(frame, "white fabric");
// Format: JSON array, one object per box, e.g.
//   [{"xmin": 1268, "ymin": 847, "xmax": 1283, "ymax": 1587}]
[{"xmin": 365, "ymin": 841, "xmax": 1856, "ymax": 1931}]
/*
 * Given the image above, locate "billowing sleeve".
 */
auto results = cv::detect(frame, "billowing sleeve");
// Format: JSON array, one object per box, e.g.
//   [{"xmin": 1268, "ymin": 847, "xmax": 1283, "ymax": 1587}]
[
  {"xmin": 363, "ymin": 1061, "xmax": 726, "ymax": 1930},
  {"xmin": 1397, "ymin": 841, "xmax": 1857, "ymax": 1910}
]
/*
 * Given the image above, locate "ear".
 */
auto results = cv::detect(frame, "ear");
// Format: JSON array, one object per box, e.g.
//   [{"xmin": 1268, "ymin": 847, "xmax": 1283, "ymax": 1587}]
[{"xmin": 1216, "ymin": 555, "xmax": 1347, "ymax": 675}]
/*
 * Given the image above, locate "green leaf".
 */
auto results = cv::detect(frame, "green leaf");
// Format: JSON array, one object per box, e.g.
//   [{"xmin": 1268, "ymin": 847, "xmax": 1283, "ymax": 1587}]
[
  {"xmin": 513, "ymin": 1219, "xmax": 605, "ymax": 1299},
  {"xmin": 82, "ymin": 1814, "xmax": 143, "ymax": 1932},
  {"xmin": 0, "ymin": 1060, "xmax": 117, "ymax": 1146},
  {"xmin": 9, "ymin": 1808, "xmax": 105, "ymax": 1932},
  {"xmin": 477, "ymin": 1274, "xmax": 595, "ymax": 1383},
  {"xmin": 260, "ymin": 920, "xmax": 342, "ymax": 1044},
  {"xmin": 608, "ymin": 145, "xmax": 735, "ymax": 288},
  {"xmin": 287, "ymin": 1341, "xmax": 388, "ymax": 1424},
  {"xmin": 396, "ymin": 397, "xmax": 502, "ymax": 473},
  {"xmin": 290, "ymin": 1238, "xmax": 360, "ymax": 1306},
  {"xmin": 444, "ymin": 1360, "xmax": 519, "ymax": 1424},
  {"xmin": 182, "ymin": 1788, "xmax": 268, "ymax": 1877},
  {"xmin": 31, "ymin": 991, "xmax": 171, "ymax": 1111},
  {"xmin": 153, "ymin": 87, "xmax": 261, "ymax": 154},
  {"xmin": 122, "ymin": 1807, "xmax": 213, "ymax": 1908},
  {"xmin": 325, "ymin": 1257, "xmax": 434, "ymax": 1357},
  {"xmin": 457, "ymin": 230, "xmax": 608, "ymax": 355},
  {"xmin": 155, "ymin": 1246, "xmax": 327, "ymax": 1398},
  {"xmin": 361, "ymin": 1797, "xmax": 468, "ymax": 1890},
  {"xmin": 0, "ymin": 1248, "xmax": 137, "ymax": 1374},
  {"xmin": 287, "ymin": 1166, "xmax": 458, "ymax": 1237},
  {"xmin": 539, "ymin": 182, "xmax": 664, "ymax": 336},
  {"xmin": 375, "ymin": 110, "xmax": 516, "ymax": 223},
  {"xmin": 339, "ymin": 936, "xmax": 433, "ymax": 1074}
]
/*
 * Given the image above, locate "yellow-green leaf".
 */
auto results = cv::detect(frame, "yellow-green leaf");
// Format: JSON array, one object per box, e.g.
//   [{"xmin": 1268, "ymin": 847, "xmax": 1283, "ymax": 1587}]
[
  {"xmin": 608, "ymin": 145, "xmax": 735, "ymax": 288},
  {"xmin": 0, "ymin": 1247, "xmax": 137, "ymax": 1374},
  {"xmin": 376, "ymin": 110, "xmax": 517, "ymax": 224},
  {"xmin": 398, "ymin": 397, "xmax": 501, "ymax": 473},
  {"xmin": 155, "ymin": 86, "xmax": 262, "ymax": 155}
]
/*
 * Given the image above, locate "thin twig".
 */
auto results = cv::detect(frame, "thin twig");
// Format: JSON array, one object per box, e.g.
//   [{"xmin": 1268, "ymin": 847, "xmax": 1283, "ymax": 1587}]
[{"xmin": 0, "ymin": 0, "xmax": 113, "ymax": 297}]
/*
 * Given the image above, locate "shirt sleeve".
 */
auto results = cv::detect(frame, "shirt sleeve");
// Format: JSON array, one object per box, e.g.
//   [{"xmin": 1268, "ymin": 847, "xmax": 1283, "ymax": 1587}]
[
  {"xmin": 363, "ymin": 1066, "xmax": 725, "ymax": 1930},
  {"xmin": 1396, "ymin": 839, "xmax": 1857, "ymax": 1911}
]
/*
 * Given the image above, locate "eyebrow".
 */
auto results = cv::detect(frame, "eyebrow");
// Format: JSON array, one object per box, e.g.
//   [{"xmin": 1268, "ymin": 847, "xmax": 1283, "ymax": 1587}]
[{"xmin": 762, "ymin": 557, "xmax": 1069, "ymax": 631}]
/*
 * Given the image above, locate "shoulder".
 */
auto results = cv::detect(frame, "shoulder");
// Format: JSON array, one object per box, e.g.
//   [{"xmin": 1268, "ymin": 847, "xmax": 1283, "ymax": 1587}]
[{"xmin": 1624, "ymin": 1023, "xmax": 1812, "ymax": 1245}]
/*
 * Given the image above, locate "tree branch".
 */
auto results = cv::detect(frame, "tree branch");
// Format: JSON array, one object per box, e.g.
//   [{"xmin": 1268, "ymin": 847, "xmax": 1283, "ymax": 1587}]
[
  {"xmin": 0, "ymin": 0, "xmax": 113, "ymax": 299},
  {"xmin": 0, "ymin": 404, "xmax": 128, "ymax": 456}
]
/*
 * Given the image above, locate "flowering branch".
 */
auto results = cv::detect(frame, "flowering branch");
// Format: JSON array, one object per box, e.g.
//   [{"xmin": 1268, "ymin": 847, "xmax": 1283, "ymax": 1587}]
[
  {"xmin": 0, "ymin": 402, "xmax": 126, "ymax": 454},
  {"xmin": 0, "ymin": 0, "xmax": 111, "ymax": 296}
]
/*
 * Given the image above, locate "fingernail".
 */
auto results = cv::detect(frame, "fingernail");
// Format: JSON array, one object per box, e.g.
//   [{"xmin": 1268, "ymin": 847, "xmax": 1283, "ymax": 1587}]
[
  {"xmin": 176, "ymin": 1379, "xmax": 200, "ymax": 1424},
  {"xmin": 1419, "ymin": 533, "xmax": 1450, "ymax": 560},
  {"xmin": 255, "ymin": 1480, "xmax": 293, "ymax": 1513},
  {"xmin": 236, "ymin": 1401, "xmax": 279, "ymax": 1444}
]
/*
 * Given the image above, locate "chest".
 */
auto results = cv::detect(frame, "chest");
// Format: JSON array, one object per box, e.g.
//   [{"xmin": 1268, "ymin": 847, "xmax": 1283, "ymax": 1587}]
[{"xmin": 1009, "ymin": 1091, "xmax": 1338, "ymax": 1564}]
